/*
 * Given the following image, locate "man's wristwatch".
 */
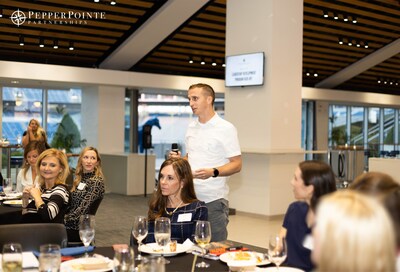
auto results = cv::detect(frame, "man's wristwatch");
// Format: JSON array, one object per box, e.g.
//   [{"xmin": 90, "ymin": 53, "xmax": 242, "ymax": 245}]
[{"xmin": 212, "ymin": 168, "xmax": 219, "ymax": 178}]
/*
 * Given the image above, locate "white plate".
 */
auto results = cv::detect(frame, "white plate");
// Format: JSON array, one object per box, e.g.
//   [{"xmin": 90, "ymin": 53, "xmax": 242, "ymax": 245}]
[
  {"xmin": 139, "ymin": 243, "xmax": 188, "ymax": 257},
  {"xmin": 219, "ymin": 251, "xmax": 270, "ymax": 266},
  {"xmin": 255, "ymin": 267, "xmax": 304, "ymax": 272},
  {"xmin": 60, "ymin": 256, "xmax": 113, "ymax": 272},
  {"xmin": 5, "ymin": 192, "xmax": 22, "ymax": 198},
  {"xmin": 3, "ymin": 200, "xmax": 23, "ymax": 207}
]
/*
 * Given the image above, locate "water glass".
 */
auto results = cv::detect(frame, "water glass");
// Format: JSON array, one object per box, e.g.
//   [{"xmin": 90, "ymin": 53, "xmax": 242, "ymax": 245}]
[
  {"xmin": 113, "ymin": 246, "xmax": 134, "ymax": 272},
  {"xmin": 79, "ymin": 214, "xmax": 96, "ymax": 257},
  {"xmin": 138, "ymin": 256, "xmax": 165, "ymax": 272},
  {"xmin": 3, "ymin": 178, "xmax": 12, "ymax": 194},
  {"xmin": 39, "ymin": 244, "xmax": 61, "ymax": 272},
  {"xmin": 2, "ymin": 243, "xmax": 23, "ymax": 272}
]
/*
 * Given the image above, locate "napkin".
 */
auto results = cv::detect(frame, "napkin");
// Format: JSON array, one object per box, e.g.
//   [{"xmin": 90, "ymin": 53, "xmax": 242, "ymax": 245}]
[
  {"xmin": 61, "ymin": 246, "xmax": 95, "ymax": 256},
  {"xmin": 183, "ymin": 238, "xmax": 194, "ymax": 251},
  {"xmin": 33, "ymin": 246, "xmax": 94, "ymax": 257}
]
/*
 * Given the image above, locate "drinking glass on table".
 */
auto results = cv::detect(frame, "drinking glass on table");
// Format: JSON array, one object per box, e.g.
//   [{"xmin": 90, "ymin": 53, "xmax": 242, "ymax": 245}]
[
  {"xmin": 154, "ymin": 217, "xmax": 171, "ymax": 265},
  {"xmin": 113, "ymin": 246, "xmax": 134, "ymax": 272},
  {"xmin": 79, "ymin": 214, "xmax": 96, "ymax": 257},
  {"xmin": 2, "ymin": 243, "xmax": 22, "ymax": 272},
  {"xmin": 132, "ymin": 215, "xmax": 148, "ymax": 261},
  {"xmin": 3, "ymin": 178, "xmax": 12, "ymax": 194},
  {"xmin": 194, "ymin": 220, "xmax": 211, "ymax": 268},
  {"xmin": 267, "ymin": 234, "xmax": 287, "ymax": 270},
  {"xmin": 39, "ymin": 244, "xmax": 61, "ymax": 272}
]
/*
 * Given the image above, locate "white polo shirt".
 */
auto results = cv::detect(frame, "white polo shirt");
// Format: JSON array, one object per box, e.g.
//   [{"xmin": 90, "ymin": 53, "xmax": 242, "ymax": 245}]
[{"xmin": 185, "ymin": 113, "xmax": 241, "ymax": 203}]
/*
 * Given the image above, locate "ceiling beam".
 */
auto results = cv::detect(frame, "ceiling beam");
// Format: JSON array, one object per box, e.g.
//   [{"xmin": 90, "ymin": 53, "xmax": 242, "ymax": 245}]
[
  {"xmin": 99, "ymin": 0, "xmax": 210, "ymax": 70},
  {"xmin": 315, "ymin": 38, "xmax": 400, "ymax": 89}
]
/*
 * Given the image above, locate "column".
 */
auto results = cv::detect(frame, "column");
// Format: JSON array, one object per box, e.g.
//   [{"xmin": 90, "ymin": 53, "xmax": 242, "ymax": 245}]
[
  {"xmin": 81, "ymin": 86, "xmax": 125, "ymax": 153},
  {"xmin": 225, "ymin": 0, "xmax": 304, "ymax": 215}
]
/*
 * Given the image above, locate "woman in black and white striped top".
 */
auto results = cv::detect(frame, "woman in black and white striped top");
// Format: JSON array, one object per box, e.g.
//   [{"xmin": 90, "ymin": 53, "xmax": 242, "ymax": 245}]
[{"xmin": 21, "ymin": 148, "xmax": 70, "ymax": 223}]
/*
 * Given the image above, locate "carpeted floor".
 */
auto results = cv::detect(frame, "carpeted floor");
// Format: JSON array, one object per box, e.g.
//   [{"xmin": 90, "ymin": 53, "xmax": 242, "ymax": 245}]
[
  {"xmin": 94, "ymin": 193, "xmax": 282, "ymax": 249},
  {"xmin": 94, "ymin": 193, "xmax": 150, "ymax": 247}
]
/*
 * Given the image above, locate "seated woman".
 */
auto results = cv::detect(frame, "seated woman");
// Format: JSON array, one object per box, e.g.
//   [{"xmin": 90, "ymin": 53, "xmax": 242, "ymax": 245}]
[
  {"xmin": 145, "ymin": 157, "xmax": 208, "ymax": 244},
  {"xmin": 349, "ymin": 171, "xmax": 400, "ymax": 271},
  {"xmin": 16, "ymin": 141, "xmax": 46, "ymax": 192},
  {"xmin": 64, "ymin": 147, "xmax": 105, "ymax": 243},
  {"xmin": 280, "ymin": 160, "xmax": 336, "ymax": 272},
  {"xmin": 349, "ymin": 171, "xmax": 399, "ymax": 197},
  {"xmin": 21, "ymin": 119, "xmax": 49, "ymax": 148},
  {"xmin": 21, "ymin": 148, "xmax": 70, "ymax": 223},
  {"xmin": 312, "ymin": 190, "xmax": 396, "ymax": 272}
]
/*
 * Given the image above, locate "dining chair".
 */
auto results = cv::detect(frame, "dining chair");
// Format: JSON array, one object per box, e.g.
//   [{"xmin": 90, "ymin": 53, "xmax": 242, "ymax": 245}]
[
  {"xmin": 0, "ymin": 223, "xmax": 68, "ymax": 251},
  {"xmin": 66, "ymin": 197, "xmax": 103, "ymax": 247},
  {"xmin": 88, "ymin": 197, "xmax": 103, "ymax": 215}
]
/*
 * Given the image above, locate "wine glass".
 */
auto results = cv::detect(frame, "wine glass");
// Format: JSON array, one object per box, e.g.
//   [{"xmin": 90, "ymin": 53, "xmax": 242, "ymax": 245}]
[
  {"xmin": 132, "ymin": 215, "xmax": 148, "ymax": 261},
  {"xmin": 79, "ymin": 214, "xmax": 96, "ymax": 257},
  {"xmin": 194, "ymin": 220, "xmax": 211, "ymax": 268},
  {"xmin": 154, "ymin": 217, "xmax": 171, "ymax": 265},
  {"xmin": 267, "ymin": 234, "xmax": 287, "ymax": 270}
]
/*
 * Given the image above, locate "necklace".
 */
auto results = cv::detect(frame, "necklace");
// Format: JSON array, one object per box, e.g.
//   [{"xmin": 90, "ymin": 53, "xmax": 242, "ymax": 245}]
[{"xmin": 165, "ymin": 200, "xmax": 183, "ymax": 216}]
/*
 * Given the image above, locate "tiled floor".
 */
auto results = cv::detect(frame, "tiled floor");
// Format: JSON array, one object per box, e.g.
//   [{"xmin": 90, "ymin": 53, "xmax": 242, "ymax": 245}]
[{"xmin": 95, "ymin": 193, "xmax": 284, "ymax": 249}]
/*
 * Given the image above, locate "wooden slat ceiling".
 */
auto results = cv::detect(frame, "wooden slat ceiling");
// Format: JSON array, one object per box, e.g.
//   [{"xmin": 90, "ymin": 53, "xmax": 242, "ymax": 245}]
[{"xmin": 0, "ymin": 0, "xmax": 399, "ymax": 95}]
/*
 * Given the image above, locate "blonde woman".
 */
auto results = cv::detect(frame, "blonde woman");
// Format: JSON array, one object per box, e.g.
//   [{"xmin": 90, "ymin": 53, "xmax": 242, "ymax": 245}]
[
  {"xmin": 21, "ymin": 148, "xmax": 70, "ymax": 223},
  {"xmin": 16, "ymin": 141, "xmax": 46, "ymax": 192},
  {"xmin": 312, "ymin": 190, "xmax": 396, "ymax": 272},
  {"xmin": 22, "ymin": 118, "xmax": 49, "ymax": 148},
  {"xmin": 64, "ymin": 147, "xmax": 105, "ymax": 243}
]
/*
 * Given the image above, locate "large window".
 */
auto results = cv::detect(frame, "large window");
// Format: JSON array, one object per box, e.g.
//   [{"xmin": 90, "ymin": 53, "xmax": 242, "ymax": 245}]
[
  {"xmin": 329, "ymin": 105, "xmax": 347, "ymax": 147},
  {"xmin": 1, "ymin": 87, "xmax": 82, "ymax": 171},
  {"xmin": 124, "ymin": 91, "xmax": 224, "ymax": 170},
  {"xmin": 350, "ymin": 106, "xmax": 364, "ymax": 145},
  {"xmin": 329, "ymin": 104, "xmax": 400, "ymax": 157}
]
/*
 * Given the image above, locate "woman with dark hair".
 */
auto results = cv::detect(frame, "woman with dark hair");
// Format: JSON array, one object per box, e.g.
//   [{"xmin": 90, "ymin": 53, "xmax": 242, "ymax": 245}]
[
  {"xmin": 145, "ymin": 157, "xmax": 208, "ymax": 244},
  {"xmin": 349, "ymin": 171, "xmax": 399, "ymax": 198},
  {"xmin": 16, "ymin": 141, "xmax": 46, "ymax": 192},
  {"xmin": 64, "ymin": 146, "xmax": 105, "ymax": 243},
  {"xmin": 349, "ymin": 171, "xmax": 400, "ymax": 270},
  {"xmin": 280, "ymin": 160, "xmax": 337, "ymax": 272}
]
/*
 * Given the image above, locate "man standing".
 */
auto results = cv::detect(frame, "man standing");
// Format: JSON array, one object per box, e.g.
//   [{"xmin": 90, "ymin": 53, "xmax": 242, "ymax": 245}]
[{"xmin": 171, "ymin": 83, "xmax": 242, "ymax": 241}]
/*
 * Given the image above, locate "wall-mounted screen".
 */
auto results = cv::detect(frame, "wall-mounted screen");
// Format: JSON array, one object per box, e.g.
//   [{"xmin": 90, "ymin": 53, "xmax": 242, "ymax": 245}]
[{"xmin": 225, "ymin": 52, "xmax": 265, "ymax": 87}]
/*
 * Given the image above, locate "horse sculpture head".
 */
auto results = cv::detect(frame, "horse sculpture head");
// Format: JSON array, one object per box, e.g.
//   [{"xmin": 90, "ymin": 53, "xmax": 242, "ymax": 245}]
[
  {"xmin": 144, "ymin": 117, "xmax": 161, "ymax": 130},
  {"xmin": 138, "ymin": 117, "xmax": 161, "ymax": 153}
]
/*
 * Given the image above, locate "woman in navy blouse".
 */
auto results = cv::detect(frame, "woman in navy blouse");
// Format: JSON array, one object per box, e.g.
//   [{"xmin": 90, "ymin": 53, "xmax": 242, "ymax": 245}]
[{"xmin": 145, "ymin": 157, "xmax": 208, "ymax": 244}]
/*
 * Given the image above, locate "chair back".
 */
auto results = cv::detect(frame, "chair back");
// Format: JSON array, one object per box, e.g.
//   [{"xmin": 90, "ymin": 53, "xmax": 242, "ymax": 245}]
[
  {"xmin": 88, "ymin": 197, "xmax": 103, "ymax": 215},
  {"xmin": 65, "ymin": 167, "xmax": 75, "ymax": 191},
  {"xmin": 0, "ymin": 223, "xmax": 68, "ymax": 251}
]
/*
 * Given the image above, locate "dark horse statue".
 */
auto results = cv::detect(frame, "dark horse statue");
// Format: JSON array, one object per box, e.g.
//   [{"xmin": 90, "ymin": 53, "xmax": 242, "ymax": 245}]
[{"xmin": 138, "ymin": 117, "xmax": 161, "ymax": 153}]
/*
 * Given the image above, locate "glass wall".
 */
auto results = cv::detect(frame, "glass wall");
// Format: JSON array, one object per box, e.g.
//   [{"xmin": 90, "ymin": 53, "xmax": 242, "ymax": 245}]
[
  {"xmin": 350, "ymin": 106, "xmax": 364, "ymax": 145},
  {"xmin": 125, "ymin": 91, "xmax": 224, "ymax": 170},
  {"xmin": 329, "ymin": 105, "xmax": 347, "ymax": 147},
  {"xmin": 1, "ymin": 87, "xmax": 82, "ymax": 174},
  {"xmin": 329, "ymin": 104, "xmax": 399, "ymax": 157}
]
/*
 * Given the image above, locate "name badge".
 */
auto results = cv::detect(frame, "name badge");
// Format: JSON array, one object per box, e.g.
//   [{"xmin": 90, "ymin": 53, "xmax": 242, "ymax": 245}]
[
  {"xmin": 77, "ymin": 182, "xmax": 86, "ymax": 190},
  {"xmin": 177, "ymin": 213, "xmax": 192, "ymax": 222}
]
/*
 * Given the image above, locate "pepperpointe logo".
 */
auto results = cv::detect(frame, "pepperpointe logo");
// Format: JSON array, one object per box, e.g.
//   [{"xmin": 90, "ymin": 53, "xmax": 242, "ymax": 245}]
[
  {"xmin": 10, "ymin": 9, "xmax": 106, "ymax": 26},
  {"xmin": 10, "ymin": 9, "xmax": 26, "ymax": 27}
]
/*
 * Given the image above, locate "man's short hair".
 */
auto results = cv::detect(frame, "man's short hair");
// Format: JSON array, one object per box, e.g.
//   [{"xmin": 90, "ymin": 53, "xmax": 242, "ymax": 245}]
[{"xmin": 189, "ymin": 83, "xmax": 215, "ymax": 104}]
